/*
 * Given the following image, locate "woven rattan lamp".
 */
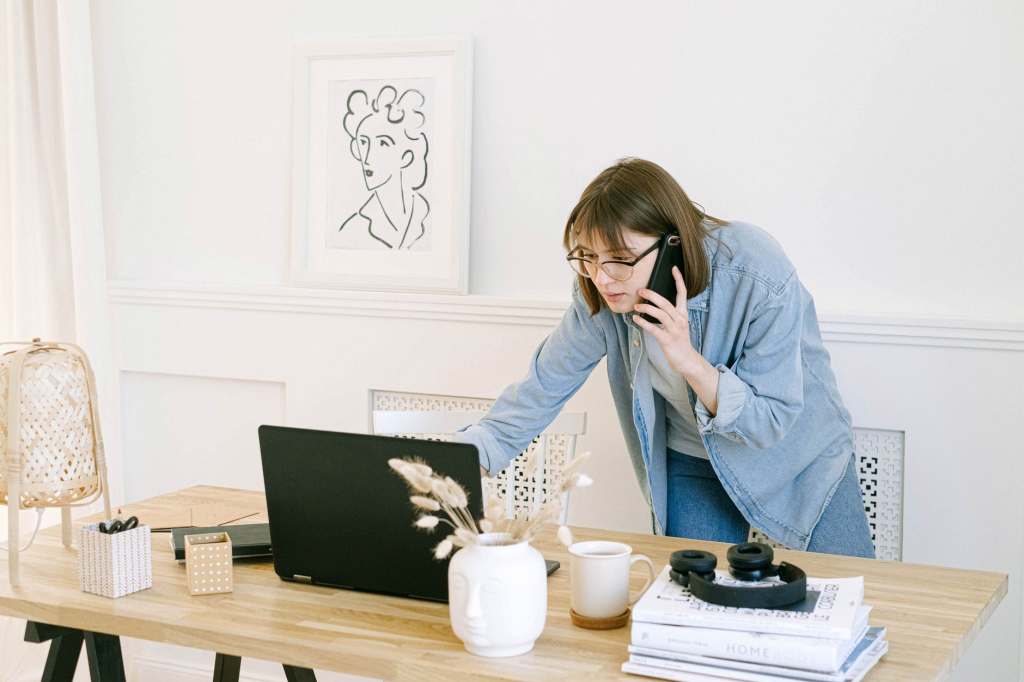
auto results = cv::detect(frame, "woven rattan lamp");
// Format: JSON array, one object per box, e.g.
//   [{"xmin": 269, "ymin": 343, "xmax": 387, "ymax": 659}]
[{"xmin": 1, "ymin": 338, "xmax": 112, "ymax": 586}]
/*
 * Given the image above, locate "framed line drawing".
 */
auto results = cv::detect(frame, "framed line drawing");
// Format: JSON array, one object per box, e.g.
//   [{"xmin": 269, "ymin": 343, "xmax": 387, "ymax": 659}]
[{"xmin": 289, "ymin": 36, "xmax": 472, "ymax": 293}]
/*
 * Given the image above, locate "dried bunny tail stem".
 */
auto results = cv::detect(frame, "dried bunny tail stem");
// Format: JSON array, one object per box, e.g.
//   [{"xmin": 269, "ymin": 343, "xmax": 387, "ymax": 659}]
[
  {"xmin": 451, "ymin": 492, "xmax": 480, "ymax": 534},
  {"xmin": 432, "ymin": 492, "xmax": 477, "ymax": 535},
  {"xmin": 522, "ymin": 450, "xmax": 540, "ymax": 478},
  {"xmin": 405, "ymin": 458, "xmax": 433, "ymax": 478},
  {"xmin": 521, "ymin": 506, "xmax": 561, "ymax": 543},
  {"xmin": 436, "ymin": 501, "xmax": 471, "ymax": 534},
  {"xmin": 561, "ymin": 451, "xmax": 592, "ymax": 479},
  {"xmin": 458, "ymin": 506, "xmax": 480, "ymax": 534},
  {"xmin": 444, "ymin": 476, "xmax": 469, "ymax": 508},
  {"xmin": 431, "ymin": 478, "xmax": 459, "ymax": 506},
  {"xmin": 461, "ymin": 510, "xmax": 480, "ymax": 534},
  {"xmin": 515, "ymin": 498, "xmax": 563, "ymax": 542},
  {"xmin": 410, "ymin": 495, "xmax": 441, "ymax": 511},
  {"xmin": 484, "ymin": 497, "xmax": 506, "ymax": 522},
  {"xmin": 389, "ymin": 460, "xmax": 434, "ymax": 493},
  {"xmin": 407, "ymin": 472, "xmax": 434, "ymax": 494},
  {"xmin": 502, "ymin": 515, "xmax": 520, "ymax": 542},
  {"xmin": 415, "ymin": 515, "xmax": 442, "ymax": 529},
  {"xmin": 395, "ymin": 458, "xmax": 485, "ymax": 544},
  {"xmin": 559, "ymin": 472, "xmax": 593, "ymax": 494},
  {"xmin": 432, "ymin": 486, "xmax": 474, "ymax": 532},
  {"xmin": 515, "ymin": 498, "xmax": 556, "ymax": 540},
  {"xmin": 432, "ymin": 476, "xmax": 477, "ymax": 533},
  {"xmin": 454, "ymin": 527, "xmax": 478, "ymax": 546},
  {"xmin": 487, "ymin": 516, "xmax": 512, "ymax": 534},
  {"xmin": 508, "ymin": 509, "xmax": 536, "ymax": 543},
  {"xmin": 388, "ymin": 458, "xmax": 412, "ymax": 478},
  {"xmin": 434, "ymin": 539, "xmax": 454, "ymax": 559}
]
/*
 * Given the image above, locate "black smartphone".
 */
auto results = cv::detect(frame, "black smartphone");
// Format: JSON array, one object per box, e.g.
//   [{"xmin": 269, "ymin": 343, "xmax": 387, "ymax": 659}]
[{"xmin": 640, "ymin": 232, "xmax": 685, "ymax": 324}]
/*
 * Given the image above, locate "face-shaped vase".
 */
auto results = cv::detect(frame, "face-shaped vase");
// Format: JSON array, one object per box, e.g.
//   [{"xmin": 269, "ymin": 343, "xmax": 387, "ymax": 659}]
[{"xmin": 448, "ymin": 533, "xmax": 547, "ymax": 657}]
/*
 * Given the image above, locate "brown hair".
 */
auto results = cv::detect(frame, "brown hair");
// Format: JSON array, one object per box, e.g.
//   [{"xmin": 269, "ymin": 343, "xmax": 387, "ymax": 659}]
[{"xmin": 562, "ymin": 158, "xmax": 728, "ymax": 315}]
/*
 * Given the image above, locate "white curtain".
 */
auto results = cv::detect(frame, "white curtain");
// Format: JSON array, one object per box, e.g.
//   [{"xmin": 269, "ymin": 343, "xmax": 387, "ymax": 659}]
[
  {"xmin": 1, "ymin": 1, "xmax": 86, "ymax": 679},
  {"xmin": 1, "ymin": 0, "xmax": 76, "ymax": 340}
]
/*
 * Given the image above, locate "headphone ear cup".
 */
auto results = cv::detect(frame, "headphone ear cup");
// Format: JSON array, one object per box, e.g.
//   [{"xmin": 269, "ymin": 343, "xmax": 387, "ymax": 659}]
[
  {"xmin": 670, "ymin": 549, "xmax": 717, "ymax": 575},
  {"xmin": 726, "ymin": 542, "xmax": 775, "ymax": 581},
  {"xmin": 669, "ymin": 549, "xmax": 717, "ymax": 588}
]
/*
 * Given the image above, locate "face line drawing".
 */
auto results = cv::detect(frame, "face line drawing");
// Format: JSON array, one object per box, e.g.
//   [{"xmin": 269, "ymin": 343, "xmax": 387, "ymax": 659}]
[{"xmin": 335, "ymin": 84, "xmax": 431, "ymax": 250}]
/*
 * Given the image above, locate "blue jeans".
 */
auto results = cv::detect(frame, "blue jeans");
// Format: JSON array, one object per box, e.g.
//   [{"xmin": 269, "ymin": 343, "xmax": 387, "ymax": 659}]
[{"xmin": 665, "ymin": 449, "xmax": 876, "ymax": 558}]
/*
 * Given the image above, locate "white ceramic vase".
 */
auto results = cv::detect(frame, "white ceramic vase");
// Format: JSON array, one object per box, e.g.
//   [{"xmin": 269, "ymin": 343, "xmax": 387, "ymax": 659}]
[{"xmin": 447, "ymin": 532, "xmax": 547, "ymax": 657}]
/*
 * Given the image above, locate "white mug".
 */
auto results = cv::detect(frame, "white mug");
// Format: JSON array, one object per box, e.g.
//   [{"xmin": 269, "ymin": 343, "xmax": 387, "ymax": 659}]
[{"xmin": 569, "ymin": 540, "xmax": 655, "ymax": 618}]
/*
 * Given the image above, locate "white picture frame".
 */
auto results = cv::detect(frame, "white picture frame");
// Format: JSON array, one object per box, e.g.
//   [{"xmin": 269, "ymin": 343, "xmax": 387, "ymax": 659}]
[{"xmin": 288, "ymin": 36, "xmax": 472, "ymax": 293}]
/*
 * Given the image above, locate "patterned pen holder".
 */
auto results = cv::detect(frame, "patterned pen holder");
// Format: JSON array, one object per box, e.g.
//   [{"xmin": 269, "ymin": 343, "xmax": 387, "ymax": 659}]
[
  {"xmin": 185, "ymin": 532, "xmax": 233, "ymax": 595},
  {"xmin": 78, "ymin": 523, "xmax": 153, "ymax": 598}
]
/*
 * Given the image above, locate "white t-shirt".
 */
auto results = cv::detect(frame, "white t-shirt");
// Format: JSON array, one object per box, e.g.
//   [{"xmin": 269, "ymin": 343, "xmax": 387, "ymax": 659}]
[{"xmin": 643, "ymin": 330, "xmax": 710, "ymax": 459}]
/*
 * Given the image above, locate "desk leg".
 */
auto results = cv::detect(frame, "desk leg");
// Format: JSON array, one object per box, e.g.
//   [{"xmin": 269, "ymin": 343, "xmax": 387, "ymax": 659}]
[
  {"xmin": 23, "ymin": 621, "xmax": 83, "ymax": 682},
  {"xmin": 212, "ymin": 654, "xmax": 316, "ymax": 682},
  {"xmin": 283, "ymin": 666, "xmax": 317, "ymax": 682},
  {"xmin": 83, "ymin": 631, "xmax": 127, "ymax": 682},
  {"xmin": 24, "ymin": 621, "xmax": 127, "ymax": 682},
  {"xmin": 214, "ymin": 653, "xmax": 241, "ymax": 682}
]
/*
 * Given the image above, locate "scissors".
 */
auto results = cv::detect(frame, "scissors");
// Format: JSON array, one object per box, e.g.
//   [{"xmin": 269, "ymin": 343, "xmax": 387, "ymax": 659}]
[{"xmin": 99, "ymin": 516, "xmax": 139, "ymax": 534}]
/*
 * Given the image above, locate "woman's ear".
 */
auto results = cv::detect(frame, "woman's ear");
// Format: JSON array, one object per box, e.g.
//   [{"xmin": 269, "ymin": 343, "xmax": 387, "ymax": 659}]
[
  {"xmin": 401, "ymin": 149, "xmax": 415, "ymax": 169},
  {"xmin": 350, "ymin": 138, "xmax": 362, "ymax": 162}
]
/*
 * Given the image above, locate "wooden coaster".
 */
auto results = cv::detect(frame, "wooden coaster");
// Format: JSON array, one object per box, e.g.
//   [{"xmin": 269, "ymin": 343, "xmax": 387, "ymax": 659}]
[{"xmin": 570, "ymin": 607, "xmax": 630, "ymax": 630}]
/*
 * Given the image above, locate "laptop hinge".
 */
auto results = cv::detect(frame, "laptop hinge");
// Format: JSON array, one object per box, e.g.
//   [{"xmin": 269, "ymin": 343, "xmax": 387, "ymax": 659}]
[{"xmin": 293, "ymin": 574, "xmax": 313, "ymax": 584}]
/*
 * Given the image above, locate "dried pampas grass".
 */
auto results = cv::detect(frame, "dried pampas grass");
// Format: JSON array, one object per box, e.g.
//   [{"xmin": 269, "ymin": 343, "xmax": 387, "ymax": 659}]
[
  {"xmin": 410, "ymin": 495, "xmax": 441, "ymax": 511},
  {"xmin": 434, "ymin": 539, "xmax": 454, "ymax": 559},
  {"xmin": 389, "ymin": 451, "xmax": 594, "ymax": 558},
  {"xmin": 415, "ymin": 515, "xmax": 440, "ymax": 529}
]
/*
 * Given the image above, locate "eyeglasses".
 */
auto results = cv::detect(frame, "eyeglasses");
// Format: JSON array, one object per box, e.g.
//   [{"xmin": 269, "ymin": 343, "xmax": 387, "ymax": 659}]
[{"xmin": 566, "ymin": 239, "xmax": 661, "ymax": 281}]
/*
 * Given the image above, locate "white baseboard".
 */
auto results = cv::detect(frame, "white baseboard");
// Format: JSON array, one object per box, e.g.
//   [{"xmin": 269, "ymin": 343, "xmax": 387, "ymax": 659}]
[{"xmin": 133, "ymin": 656, "xmax": 277, "ymax": 682}]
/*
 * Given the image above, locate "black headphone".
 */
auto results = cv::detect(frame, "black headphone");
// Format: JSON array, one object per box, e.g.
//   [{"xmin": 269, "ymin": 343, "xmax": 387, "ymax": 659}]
[{"xmin": 669, "ymin": 542, "xmax": 807, "ymax": 609}]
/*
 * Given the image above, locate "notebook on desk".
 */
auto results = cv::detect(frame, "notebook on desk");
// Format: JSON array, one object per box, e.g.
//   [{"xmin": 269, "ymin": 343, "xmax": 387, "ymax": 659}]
[{"xmin": 169, "ymin": 523, "xmax": 273, "ymax": 562}]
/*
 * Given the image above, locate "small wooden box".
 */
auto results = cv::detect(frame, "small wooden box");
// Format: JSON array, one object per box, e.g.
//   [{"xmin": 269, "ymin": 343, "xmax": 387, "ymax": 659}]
[{"xmin": 185, "ymin": 532, "xmax": 233, "ymax": 595}]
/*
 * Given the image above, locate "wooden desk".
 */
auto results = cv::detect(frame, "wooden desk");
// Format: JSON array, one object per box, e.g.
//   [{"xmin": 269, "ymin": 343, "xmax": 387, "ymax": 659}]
[{"xmin": 0, "ymin": 485, "xmax": 1007, "ymax": 681}]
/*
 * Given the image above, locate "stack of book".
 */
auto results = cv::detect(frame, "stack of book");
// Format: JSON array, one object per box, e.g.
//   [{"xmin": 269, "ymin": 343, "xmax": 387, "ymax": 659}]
[{"xmin": 622, "ymin": 566, "xmax": 888, "ymax": 682}]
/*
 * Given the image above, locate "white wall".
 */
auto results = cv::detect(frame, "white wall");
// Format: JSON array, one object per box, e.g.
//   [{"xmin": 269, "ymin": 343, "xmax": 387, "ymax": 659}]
[
  {"xmin": 39, "ymin": 0, "xmax": 1021, "ymax": 680},
  {"xmin": 92, "ymin": 0, "xmax": 1023, "ymax": 320}
]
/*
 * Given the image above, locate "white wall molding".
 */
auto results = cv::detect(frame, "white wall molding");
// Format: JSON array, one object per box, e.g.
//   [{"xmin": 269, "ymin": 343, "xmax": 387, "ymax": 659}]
[{"xmin": 108, "ymin": 280, "xmax": 1024, "ymax": 352}]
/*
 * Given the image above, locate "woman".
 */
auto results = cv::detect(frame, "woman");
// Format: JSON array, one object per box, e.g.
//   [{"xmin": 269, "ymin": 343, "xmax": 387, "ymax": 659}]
[{"xmin": 454, "ymin": 158, "xmax": 874, "ymax": 557}]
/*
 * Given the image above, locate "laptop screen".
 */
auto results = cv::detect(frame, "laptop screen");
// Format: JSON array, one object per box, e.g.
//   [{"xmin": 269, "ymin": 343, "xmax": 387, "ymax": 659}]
[{"xmin": 258, "ymin": 425, "xmax": 484, "ymax": 602}]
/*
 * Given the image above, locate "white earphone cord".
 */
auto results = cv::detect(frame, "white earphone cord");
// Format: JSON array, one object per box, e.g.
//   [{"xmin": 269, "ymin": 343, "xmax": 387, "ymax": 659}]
[{"xmin": 0, "ymin": 508, "xmax": 46, "ymax": 552}]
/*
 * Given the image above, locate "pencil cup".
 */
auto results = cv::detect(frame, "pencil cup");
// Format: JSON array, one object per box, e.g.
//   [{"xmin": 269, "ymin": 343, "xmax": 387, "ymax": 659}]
[
  {"xmin": 78, "ymin": 522, "xmax": 153, "ymax": 598},
  {"xmin": 185, "ymin": 532, "xmax": 233, "ymax": 595}
]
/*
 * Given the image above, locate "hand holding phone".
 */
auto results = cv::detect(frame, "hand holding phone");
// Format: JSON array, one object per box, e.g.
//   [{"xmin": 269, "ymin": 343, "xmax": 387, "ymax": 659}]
[{"xmin": 639, "ymin": 233, "xmax": 685, "ymax": 324}]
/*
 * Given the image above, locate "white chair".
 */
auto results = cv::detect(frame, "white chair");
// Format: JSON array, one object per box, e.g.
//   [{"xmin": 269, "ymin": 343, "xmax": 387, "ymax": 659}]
[
  {"xmin": 371, "ymin": 409, "xmax": 587, "ymax": 525},
  {"xmin": 749, "ymin": 426, "xmax": 905, "ymax": 560}
]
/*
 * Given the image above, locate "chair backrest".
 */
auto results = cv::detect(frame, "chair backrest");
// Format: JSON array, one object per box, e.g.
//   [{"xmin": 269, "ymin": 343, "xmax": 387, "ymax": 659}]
[
  {"xmin": 749, "ymin": 426, "xmax": 905, "ymax": 560},
  {"xmin": 371, "ymin": 407, "xmax": 587, "ymax": 525}
]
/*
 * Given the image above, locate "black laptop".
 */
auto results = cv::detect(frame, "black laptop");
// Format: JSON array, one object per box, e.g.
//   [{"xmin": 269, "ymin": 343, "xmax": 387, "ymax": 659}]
[{"xmin": 257, "ymin": 425, "xmax": 487, "ymax": 602}]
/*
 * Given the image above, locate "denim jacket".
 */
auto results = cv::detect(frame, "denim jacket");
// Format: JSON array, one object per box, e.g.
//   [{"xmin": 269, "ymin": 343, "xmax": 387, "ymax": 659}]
[{"xmin": 453, "ymin": 222, "xmax": 854, "ymax": 550}]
